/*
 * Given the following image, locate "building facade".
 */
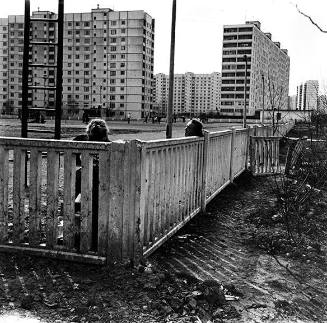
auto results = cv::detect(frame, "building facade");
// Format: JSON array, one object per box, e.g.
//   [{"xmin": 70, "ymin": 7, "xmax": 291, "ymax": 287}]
[
  {"xmin": 220, "ymin": 21, "xmax": 290, "ymax": 117},
  {"xmin": 0, "ymin": 7, "xmax": 155, "ymax": 119},
  {"xmin": 153, "ymin": 72, "xmax": 221, "ymax": 116},
  {"xmin": 288, "ymin": 95, "xmax": 296, "ymax": 110},
  {"xmin": 296, "ymin": 80, "xmax": 319, "ymax": 110}
]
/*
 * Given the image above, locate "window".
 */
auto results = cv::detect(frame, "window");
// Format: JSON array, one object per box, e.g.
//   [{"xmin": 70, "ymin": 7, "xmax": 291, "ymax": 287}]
[
  {"xmin": 110, "ymin": 30, "xmax": 116, "ymax": 35},
  {"xmin": 110, "ymin": 46, "xmax": 116, "ymax": 51},
  {"xmin": 121, "ymin": 46, "xmax": 126, "ymax": 50},
  {"xmin": 111, "ymin": 21, "xmax": 117, "ymax": 26},
  {"xmin": 110, "ymin": 87, "xmax": 115, "ymax": 92}
]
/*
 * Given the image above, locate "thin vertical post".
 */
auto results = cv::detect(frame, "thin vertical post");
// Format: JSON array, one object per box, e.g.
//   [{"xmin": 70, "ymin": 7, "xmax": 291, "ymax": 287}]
[
  {"xmin": 243, "ymin": 55, "xmax": 248, "ymax": 129},
  {"xmin": 55, "ymin": 0, "xmax": 64, "ymax": 139},
  {"xmin": 200, "ymin": 131, "xmax": 209, "ymax": 213},
  {"xmin": 229, "ymin": 127, "xmax": 236, "ymax": 182},
  {"xmin": 166, "ymin": 0, "xmax": 176, "ymax": 139},
  {"xmin": 21, "ymin": 0, "xmax": 30, "ymax": 138}
]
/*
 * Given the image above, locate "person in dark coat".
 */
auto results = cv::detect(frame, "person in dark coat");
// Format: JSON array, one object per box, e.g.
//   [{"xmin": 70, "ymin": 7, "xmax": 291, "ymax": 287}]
[
  {"xmin": 73, "ymin": 119, "xmax": 110, "ymax": 251},
  {"xmin": 185, "ymin": 119, "xmax": 204, "ymax": 137}
]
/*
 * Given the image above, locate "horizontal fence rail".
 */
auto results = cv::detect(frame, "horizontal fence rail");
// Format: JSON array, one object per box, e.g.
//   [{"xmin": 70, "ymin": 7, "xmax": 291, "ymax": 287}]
[{"xmin": 0, "ymin": 122, "xmax": 294, "ymax": 263}]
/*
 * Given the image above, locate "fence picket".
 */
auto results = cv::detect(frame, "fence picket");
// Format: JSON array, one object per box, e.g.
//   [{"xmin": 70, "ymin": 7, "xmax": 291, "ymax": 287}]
[
  {"xmin": 80, "ymin": 152, "xmax": 93, "ymax": 253},
  {"xmin": 46, "ymin": 151, "xmax": 60, "ymax": 249},
  {"xmin": 29, "ymin": 149, "xmax": 42, "ymax": 246},
  {"xmin": 0, "ymin": 147, "xmax": 9, "ymax": 243},
  {"xmin": 62, "ymin": 151, "xmax": 76, "ymax": 250},
  {"xmin": 12, "ymin": 149, "xmax": 25, "ymax": 244}
]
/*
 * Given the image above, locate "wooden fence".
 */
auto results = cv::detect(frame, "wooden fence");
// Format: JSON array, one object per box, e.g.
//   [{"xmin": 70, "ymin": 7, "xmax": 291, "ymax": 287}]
[{"xmin": 0, "ymin": 122, "xmax": 294, "ymax": 263}]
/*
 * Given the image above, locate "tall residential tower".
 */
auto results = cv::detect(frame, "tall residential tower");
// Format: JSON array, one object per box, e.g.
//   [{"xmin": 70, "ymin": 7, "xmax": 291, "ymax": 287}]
[
  {"xmin": 296, "ymin": 80, "xmax": 319, "ymax": 110},
  {"xmin": 153, "ymin": 72, "xmax": 221, "ymax": 116},
  {"xmin": 0, "ymin": 7, "xmax": 155, "ymax": 119},
  {"xmin": 220, "ymin": 21, "xmax": 290, "ymax": 117}
]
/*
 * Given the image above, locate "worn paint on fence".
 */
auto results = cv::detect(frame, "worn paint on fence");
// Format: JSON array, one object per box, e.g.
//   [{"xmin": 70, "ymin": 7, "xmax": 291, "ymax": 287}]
[{"xmin": 0, "ymin": 122, "xmax": 294, "ymax": 263}]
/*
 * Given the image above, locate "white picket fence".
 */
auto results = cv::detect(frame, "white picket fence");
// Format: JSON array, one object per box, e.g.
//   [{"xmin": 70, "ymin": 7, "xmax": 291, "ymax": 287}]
[{"xmin": 0, "ymin": 122, "xmax": 294, "ymax": 263}]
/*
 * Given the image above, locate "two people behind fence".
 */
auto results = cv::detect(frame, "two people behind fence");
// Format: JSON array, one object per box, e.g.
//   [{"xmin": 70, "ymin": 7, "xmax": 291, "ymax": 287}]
[
  {"xmin": 72, "ymin": 117, "xmax": 203, "ymax": 250},
  {"xmin": 73, "ymin": 118, "xmax": 110, "ymax": 251}
]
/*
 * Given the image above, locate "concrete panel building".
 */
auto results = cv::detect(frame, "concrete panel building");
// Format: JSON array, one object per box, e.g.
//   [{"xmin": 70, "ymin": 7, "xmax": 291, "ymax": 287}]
[
  {"xmin": 153, "ymin": 72, "xmax": 221, "ymax": 116},
  {"xmin": 220, "ymin": 21, "xmax": 290, "ymax": 117},
  {"xmin": 0, "ymin": 6, "xmax": 155, "ymax": 119},
  {"xmin": 296, "ymin": 80, "xmax": 319, "ymax": 110}
]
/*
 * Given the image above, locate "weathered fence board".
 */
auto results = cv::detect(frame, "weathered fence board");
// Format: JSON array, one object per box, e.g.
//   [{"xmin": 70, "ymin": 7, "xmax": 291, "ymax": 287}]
[
  {"xmin": 29, "ymin": 149, "xmax": 42, "ymax": 246},
  {"xmin": 63, "ymin": 151, "xmax": 76, "ymax": 250},
  {"xmin": 0, "ymin": 147, "xmax": 9, "ymax": 243},
  {"xmin": 0, "ymin": 122, "xmax": 294, "ymax": 263},
  {"xmin": 250, "ymin": 136, "xmax": 281, "ymax": 176}
]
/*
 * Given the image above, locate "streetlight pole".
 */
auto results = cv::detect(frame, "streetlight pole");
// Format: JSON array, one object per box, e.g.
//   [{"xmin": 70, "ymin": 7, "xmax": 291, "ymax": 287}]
[
  {"xmin": 243, "ymin": 54, "xmax": 248, "ymax": 128},
  {"xmin": 166, "ymin": 0, "xmax": 176, "ymax": 139}
]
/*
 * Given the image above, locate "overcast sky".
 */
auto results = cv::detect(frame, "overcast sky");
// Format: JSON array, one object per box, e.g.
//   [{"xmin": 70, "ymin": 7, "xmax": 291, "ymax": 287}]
[{"xmin": 2, "ymin": 0, "xmax": 327, "ymax": 95}]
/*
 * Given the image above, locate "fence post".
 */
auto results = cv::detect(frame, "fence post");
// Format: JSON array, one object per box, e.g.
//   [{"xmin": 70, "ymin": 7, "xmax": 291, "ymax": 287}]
[
  {"xmin": 200, "ymin": 131, "xmax": 209, "ymax": 214},
  {"xmin": 107, "ymin": 141, "xmax": 126, "ymax": 263},
  {"xmin": 245, "ymin": 126, "xmax": 250, "ymax": 170},
  {"xmin": 229, "ymin": 127, "xmax": 236, "ymax": 183},
  {"xmin": 137, "ymin": 141, "xmax": 147, "ymax": 263},
  {"xmin": 129, "ymin": 140, "xmax": 142, "ymax": 264},
  {"xmin": 249, "ymin": 136, "xmax": 254, "ymax": 174}
]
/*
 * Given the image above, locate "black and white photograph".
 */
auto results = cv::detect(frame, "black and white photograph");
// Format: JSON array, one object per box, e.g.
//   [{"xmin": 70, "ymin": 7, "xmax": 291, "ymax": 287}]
[{"xmin": 0, "ymin": 0, "xmax": 326, "ymax": 322}]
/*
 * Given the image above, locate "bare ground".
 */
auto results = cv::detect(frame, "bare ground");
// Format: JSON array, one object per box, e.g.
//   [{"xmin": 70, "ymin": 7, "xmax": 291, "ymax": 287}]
[{"xmin": 0, "ymin": 173, "xmax": 326, "ymax": 322}]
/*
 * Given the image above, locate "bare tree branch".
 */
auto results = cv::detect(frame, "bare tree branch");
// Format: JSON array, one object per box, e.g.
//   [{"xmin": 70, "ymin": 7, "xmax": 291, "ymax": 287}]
[{"xmin": 296, "ymin": 5, "xmax": 327, "ymax": 33}]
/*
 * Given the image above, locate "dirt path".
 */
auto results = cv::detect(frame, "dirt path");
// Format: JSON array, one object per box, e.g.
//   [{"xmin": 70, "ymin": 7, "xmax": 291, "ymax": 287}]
[
  {"xmin": 0, "ymin": 173, "xmax": 326, "ymax": 322},
  {"xmin": 151, "ymin": 173, "xmax": 327, "ymax": 322}
]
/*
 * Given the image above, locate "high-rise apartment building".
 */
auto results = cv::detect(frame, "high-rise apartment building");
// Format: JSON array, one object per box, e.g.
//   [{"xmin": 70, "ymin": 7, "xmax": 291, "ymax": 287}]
[
  {"xmin": 296, "ymin": 80, "xmax": 319, "ymax": 110},
  {"xmin": 288, "ymin": 95, "xmax": 297, "ymax": 110},
  {"xmin": 0, "ymin": 6, "xmax": 155, "ymax": 119},
  {"xmin": 220, "ymin": 21, "xmax": 290, "ymax": 117},
  {"xmin": 153, "ymin": 72, "xmax": 221, "ymax": 116}
]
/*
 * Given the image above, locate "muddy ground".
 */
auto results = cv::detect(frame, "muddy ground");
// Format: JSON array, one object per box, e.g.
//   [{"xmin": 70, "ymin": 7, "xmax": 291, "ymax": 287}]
[{"xmin": 0, "ymin": 172, "xmax": 326, "ymax": 322}]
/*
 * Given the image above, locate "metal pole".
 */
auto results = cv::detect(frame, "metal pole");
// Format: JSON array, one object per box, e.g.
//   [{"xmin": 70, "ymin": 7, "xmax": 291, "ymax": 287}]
[
  {"xmin": 21, "ymin": 0, "xmax": 30, "ymax": 138},
  {"xmin": 243, "ymin": 54, "xmax": 247, "ymax": 128},
  {"xmin": 166, "ymin": 0, "xmax": 176, "ymax": 139},
  {"xmin": 261, "ymin": 73, "xmax": 264, "ymax": 124},
  {"xmin": 54, "ymin": 0, "xmax": 64, "ymax": 139}
]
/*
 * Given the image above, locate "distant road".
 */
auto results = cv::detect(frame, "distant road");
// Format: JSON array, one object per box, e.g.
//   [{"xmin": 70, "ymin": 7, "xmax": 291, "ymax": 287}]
[{"xmin": 0, "ymin": 118, "xmax": 243, "ymax": 141}]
